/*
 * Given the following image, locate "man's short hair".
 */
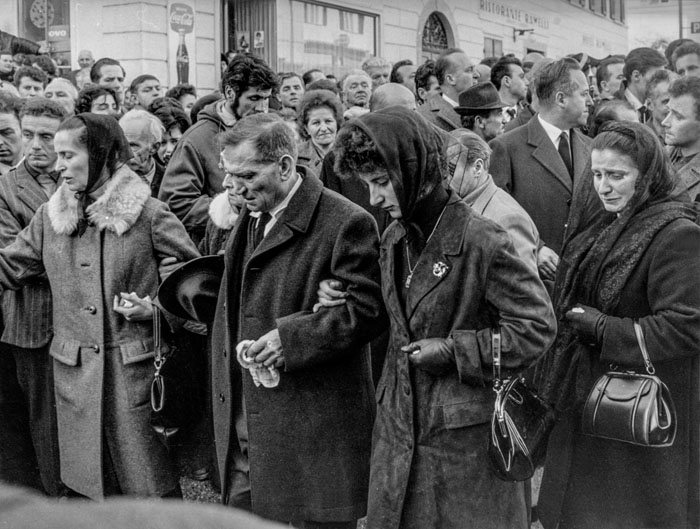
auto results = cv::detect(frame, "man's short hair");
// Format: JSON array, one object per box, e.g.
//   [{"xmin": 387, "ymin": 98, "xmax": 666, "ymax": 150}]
[
  {"xmin": 645, "ymin": 69, "xmax": 678, "ymax": 101},
  {"xmin": 361, "ymin": 56, "xmax": 391, "ymax": 73},
  {"xmin": 0, "ymin": 49, "xmax": 12, "ymax": 57},
  {"xmin": 302, "ymin": 69, "xmax": 323, "ymax": 86},
  {"xmin": 596, "ymin": 55, "xmax": 625, "ymax": 92},
  {"xmin": 672, "ymin": 42, "xmax": 700, "ymax": 69},
  {"xmin": 415, "ymin": 60, "xmax": 436, "ymax": 94},
  {"xmin": 219, "ymin": 113, "xmax": 297, "ymax": 163},
  {"xmin": 668, "ymin": 76, "xmax": 700, "ymax": 121},
  {"xmin": 390, "ymin": 60, "xmax": 413, "ymax": 83},
  {"xmin": 666, "ymin": 39, "xmax": 694, "ymax": 71},
  {"xmin": 623, "ymin": 47, "xmax": 667, "ymax": 81},
  {"xmin": 490, "ymin": 55, "xmax": 522, "ymax": 90},
  {"xmin": 0, "ymin": 91, "xmax": 24, "ymax": 121},
  {"xmin": 76, "ymin": 85, "xmax": 118, "ymax": 114},
  {"xmin": 306, "ymin": 78, "xmax": 341, "ymax": 96},
  {"xmin": 533, "ymin": 58, "xmax": 583, "ymax": 106},
  {"xmin": 340, "ymin": 70, "xmax": 371, "ymax": 93},
  {"xmin": 129, "ymin": 74, "xmax": 159, "ymax": 92},
  {"xmin": 452, "ymin": 129, "xmax": 492, "ymax": 170},
  {"xmin": 90, "ymin": 57, "xmax": 125, "ymax": 83},
  {"xmin": 19, "ymin": 97, "xmax": 67, "ymax": 121},
  {"xmin": 435, "ymin": 48, "xmax": 466, "ymax": 85},
  {"xmin": 148, "ymin": 97, "xmax": 191, "ymax": 134},
  {"xmin": 119, "ymin": 109, "xmax": 164, "ymax": 144},
  {"xmin": 221, "ymin": 54, "xmax": 278, "ymax": 99},
  {"xmin": 165, "ymin": 83, "xmax": 196, "ymax": 102},
  {"xmin": 13, "ymin": 66, "xmax": 47, "ymax": 87}
]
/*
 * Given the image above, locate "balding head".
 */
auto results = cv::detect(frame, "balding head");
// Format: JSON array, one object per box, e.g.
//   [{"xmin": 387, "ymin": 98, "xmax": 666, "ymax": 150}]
[{"xmin": 369, "ymin": 83, "xmax": 417, "ymax": 112}]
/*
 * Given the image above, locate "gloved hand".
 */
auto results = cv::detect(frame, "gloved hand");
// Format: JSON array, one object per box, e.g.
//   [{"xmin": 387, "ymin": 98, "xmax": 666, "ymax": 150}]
[
  {"xmin": 565, "ymin": 304, "xmax": 607, "ymax": 344},
  {"xmin": 402, "ymin": 338, "xmax": 454, "ymax": 376}
]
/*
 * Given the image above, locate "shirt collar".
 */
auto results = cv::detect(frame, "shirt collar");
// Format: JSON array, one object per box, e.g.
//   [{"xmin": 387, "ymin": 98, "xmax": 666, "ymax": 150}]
[
  {"xmin": 250, "ymin": 173, "xmax": 303, "ymax": 221},
  {"xmin": 538, "ymin": 114, "xmax": 567, "ymax": 148},
  {"xmin": 624, "ymin": 88, "xmax": 644, "ymax": 111},
  {"xmin": 442, "ymin": 93, "xmax": 459, "ymax": 108}
]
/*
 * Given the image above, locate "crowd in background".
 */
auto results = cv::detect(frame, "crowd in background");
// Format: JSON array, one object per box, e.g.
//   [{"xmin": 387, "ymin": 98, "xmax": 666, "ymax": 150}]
[{"xmin": 0, "ymin": 27, "xmax": 699, "ymax": 529}]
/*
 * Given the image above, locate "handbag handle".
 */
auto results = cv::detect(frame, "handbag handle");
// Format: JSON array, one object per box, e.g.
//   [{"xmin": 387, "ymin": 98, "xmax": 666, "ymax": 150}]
[
  {"xmin": 491, "ymin": 328, "xmax": 503, "ymax": 389},
  {"xmin": 633, "ymin": 321, "xmax": 655, "ymax": 375}
]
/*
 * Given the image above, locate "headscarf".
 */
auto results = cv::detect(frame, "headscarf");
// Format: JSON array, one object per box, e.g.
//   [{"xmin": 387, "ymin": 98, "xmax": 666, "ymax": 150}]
[
  {"xmin": 535, "ymin": 121, "xmax": 700, "ymax": 413},
  {"xmin": 349, "ymin": 106, "xmax": 446, "ymax": 239},
  {"xmin": 72, "ymin": 113, "xmax": 132, "ymax": 236}
]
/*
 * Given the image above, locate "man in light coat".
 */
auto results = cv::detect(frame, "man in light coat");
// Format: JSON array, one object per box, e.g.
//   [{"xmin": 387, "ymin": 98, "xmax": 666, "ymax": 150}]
[{"xmin": 212, "ymin": 113, "xmax": 385, "ymax": 527}]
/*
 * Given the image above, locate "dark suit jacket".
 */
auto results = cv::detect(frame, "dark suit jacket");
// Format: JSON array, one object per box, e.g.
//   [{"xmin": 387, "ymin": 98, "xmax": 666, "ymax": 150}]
[
  {"xmin": 489, "ymin": 116, "xmax": 592, "ymax": 254},
  {"xmin": 417, "ymin": 93, "xmax": 461, "ymax": 132},
  {"xmin": 0, "ymin": 161, "xmax": 53, "ymax": 348}
]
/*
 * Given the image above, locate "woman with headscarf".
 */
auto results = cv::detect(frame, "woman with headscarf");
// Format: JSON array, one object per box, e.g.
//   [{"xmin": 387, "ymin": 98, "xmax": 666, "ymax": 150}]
[
  {"xmin": 535, "ymin": 121, "xmax": 700, "ymax": 529},
  {"xmin": 0, "ymin": 114, "xmax": 199, "ymax": 499},
  {"xmin": 332, "ymin": 106, "xmax": 556, "ymax": 529}
]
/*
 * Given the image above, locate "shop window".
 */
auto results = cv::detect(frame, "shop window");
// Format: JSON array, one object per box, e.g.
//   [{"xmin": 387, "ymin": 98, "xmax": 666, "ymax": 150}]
[
  {"xmin": 610, "ymin": 0, "xmax": 625, "ymax": 22},
  {"xmin": 278, "ymin": 1, "xmax": 377, "ymax": 79},
  {"xmin": 484, "ymin": 37, "xmax": 503, "ymax": 58}
]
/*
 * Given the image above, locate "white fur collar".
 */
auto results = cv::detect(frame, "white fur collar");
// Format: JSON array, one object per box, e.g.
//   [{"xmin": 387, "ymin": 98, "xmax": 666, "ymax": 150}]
[
  {"xmin": 208, "ymin": 192, "xmax": 238, "ymax": 229},
  {"xmin": 47, "ymin": 166, "xmax": 151, "ymax": 236}
]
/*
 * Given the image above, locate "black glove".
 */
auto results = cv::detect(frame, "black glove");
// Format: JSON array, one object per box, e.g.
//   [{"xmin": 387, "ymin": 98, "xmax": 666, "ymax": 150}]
[
  {"xmin": 565, "ymin": 304, "xmax": 607, "ymax": 344},
  {"xmin": 402, "ymin": 338, "xmax": 454, "ymax": 376}
]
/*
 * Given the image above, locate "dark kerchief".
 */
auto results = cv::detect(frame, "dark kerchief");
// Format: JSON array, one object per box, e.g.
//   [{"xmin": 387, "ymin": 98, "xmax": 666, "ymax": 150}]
[
  {"xmin": 73, "ymin": 113, "xmax": 132, "ymax": 235},
  {"xmin": 535, "ymin": 121, "xmax": 700, "ymax": 413}
]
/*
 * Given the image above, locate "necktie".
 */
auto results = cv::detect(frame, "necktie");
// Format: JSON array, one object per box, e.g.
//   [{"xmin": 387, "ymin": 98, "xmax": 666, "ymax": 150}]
[
  {"xmin": 558, "ymin": 131, "xmax": 573, "ymax": 179},
  {"xmin": 253, "ymin": 212, "xmax": 272, "ymax": 249}
]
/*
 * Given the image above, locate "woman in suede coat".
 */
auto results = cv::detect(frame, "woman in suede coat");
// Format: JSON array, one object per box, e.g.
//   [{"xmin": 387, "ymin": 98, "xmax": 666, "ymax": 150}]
[{"xmin": 333, "ymin": 106, "xmax": 556, "ymax": 529}]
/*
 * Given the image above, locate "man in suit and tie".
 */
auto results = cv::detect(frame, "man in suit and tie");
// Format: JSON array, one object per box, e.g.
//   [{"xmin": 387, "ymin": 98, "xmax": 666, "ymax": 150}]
[
  {"xmin": 489, "ymin": 58, "xmax": 594, "ymax": 283},
  {"xmin": 0, "ymin": 97, "xmax": 67, "ymax": 495},
  {"xmin": 617, "ymin": 47, "xmax": 667, "ymax": 125},
  {"xmin": 417, "ymin": 48, "xmax": 476, "ymax": 132},
  {"xmin": 212, "ymin": 113, "xmax": 385, "ymax": 527}
]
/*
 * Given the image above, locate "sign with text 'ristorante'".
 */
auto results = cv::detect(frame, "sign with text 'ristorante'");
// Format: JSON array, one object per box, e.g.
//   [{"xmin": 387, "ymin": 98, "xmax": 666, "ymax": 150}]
[{"xmin": 478, "ymin": 0, "xmax": 551, "ymax": 30}]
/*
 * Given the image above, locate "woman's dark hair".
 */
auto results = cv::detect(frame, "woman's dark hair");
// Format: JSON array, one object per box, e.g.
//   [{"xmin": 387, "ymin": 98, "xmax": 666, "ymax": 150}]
[
  {"xmin": 75, "ymin": 85, "xmax": 118, "ymax": 114},
  {"xmin": 57, "ymin": 116, "xmax": 120, "ymax": 175},
  {"xmin": 165, "ymin": 83, "xmax": 197, "ymax": 102},
  {"xmin": 333, "ymin": 124, "xmax": 385, "ymax": 179},
  {"xmin": 295, "ymin": 89, "xmax": 343, "ymax": 140},
  {"xmin": 148, "ymin": 97, "xmax": 191, "ymax": 134},
  {"xmin": 588, "ymin": 99, "xmax": 637, "ymax": 138},
  {"xmin": 591, "ymin": 122, "xmax": 677, "ymax": 209}
]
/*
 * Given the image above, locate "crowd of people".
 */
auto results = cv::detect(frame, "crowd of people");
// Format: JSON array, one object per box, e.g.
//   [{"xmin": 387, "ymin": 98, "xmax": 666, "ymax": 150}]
[{"xmin": 0, "ymin": 30, "xmax": 699, "ymax": 529}]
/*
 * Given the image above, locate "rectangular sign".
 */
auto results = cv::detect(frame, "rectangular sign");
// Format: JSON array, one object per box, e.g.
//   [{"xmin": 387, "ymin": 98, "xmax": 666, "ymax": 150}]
[{"xmin": 692, "ymin": 21, "xmax": 700, "ymax": 34}]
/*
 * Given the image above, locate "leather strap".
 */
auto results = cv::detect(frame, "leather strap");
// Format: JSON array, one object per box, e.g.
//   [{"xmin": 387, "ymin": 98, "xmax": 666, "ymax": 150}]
[
  {"xmin": 492, "ymin": 329, "xmax": 502, "ymax": 384},
  {"xmin": 633, "ymin": 320, "xmax": 655, "ymax": 375}
]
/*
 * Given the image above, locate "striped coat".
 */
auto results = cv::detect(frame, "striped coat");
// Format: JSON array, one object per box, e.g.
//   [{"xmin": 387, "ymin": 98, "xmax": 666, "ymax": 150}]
[{"xmin": 0, "ymin": 161, "xmax": 53, "ymax": 347}]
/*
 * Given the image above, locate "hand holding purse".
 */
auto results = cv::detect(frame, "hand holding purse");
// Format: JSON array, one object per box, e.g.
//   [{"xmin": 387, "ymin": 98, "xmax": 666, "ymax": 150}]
[{"xmin": 580, "ymin": 321, "xmax": 676, "ymax": 447}]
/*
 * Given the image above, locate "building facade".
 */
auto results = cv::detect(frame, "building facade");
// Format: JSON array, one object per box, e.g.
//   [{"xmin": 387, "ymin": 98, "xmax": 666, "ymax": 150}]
[
  {"xmin": 626, "ymin": 0, "xmax": 700, "ymax": 51},
  {"xmin": 1, "ymin": 0, "xmax": 629, "ymax": 95}
]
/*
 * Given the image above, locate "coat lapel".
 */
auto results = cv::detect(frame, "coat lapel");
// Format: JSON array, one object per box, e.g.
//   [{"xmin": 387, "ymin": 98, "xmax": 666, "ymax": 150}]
[
  {"xmin": 405, "ymin": 198, "xmax": 465, "ymax": 322},
  {"xmin": 380, "ymin": 222, "xmax": 412, "ymax": 338},
  {"xmin": 571, "ymin": 129, "xmax": 592, "ymax": 200},
  {"xmin": 434, "ymin": 95, "xmax": 461, "ymax": 130},
  {"xmin": 16, "ymin": 163, "xmax": 52, "ymax": 212},
  {"xmin": 528, "ymin": 118, "xmax": 573, "ymax": 193}
]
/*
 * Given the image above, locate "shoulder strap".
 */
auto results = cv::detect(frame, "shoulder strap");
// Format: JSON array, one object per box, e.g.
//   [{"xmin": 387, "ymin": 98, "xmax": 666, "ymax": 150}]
[{"xmin": 492, "ymin": 328, "xmax": 502, "ymax": 384}]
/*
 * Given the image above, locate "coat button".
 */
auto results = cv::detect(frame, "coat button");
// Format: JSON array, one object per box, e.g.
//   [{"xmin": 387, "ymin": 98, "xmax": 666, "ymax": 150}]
[
  {"xmin": 84, "ymin": 305, "xmax": 97, "ymax": 314},
  {"xmin": 91, "ymin": 345, "xmax": 100, "ymax": 353},
  {"xmin": 223, "ymin": 348, "xmax": 227, "ymax": 358},
  {"xmin": 404, "ymin": 386, "xmax": 411, "ymax": 396},
  {"xmin": 218, "ymin": 393, "xmax": 225, "ymax": 403}
]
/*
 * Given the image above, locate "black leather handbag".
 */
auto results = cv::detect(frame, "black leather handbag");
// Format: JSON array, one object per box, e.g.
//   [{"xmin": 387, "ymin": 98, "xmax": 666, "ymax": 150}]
[
  {"xmin": 150, "ymin": 306, "xmax": 197, "ymax": 448},
  {"xmin": 488, "ymin": 329, "xmax": 556, "ymax": 481},
  {"xmin": 581, "ymin": 321, "xmax": 676, "ymax": 447}
]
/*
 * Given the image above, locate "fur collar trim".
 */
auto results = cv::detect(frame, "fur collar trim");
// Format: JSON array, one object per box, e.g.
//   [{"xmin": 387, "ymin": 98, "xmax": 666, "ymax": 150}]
[
  {"xmin": 47, "ymin": 166, "xmax": 151, "ymax": 236},
  {"xmin": 208, "ymin": 192, "xmax": 238, "ymax": 229}
]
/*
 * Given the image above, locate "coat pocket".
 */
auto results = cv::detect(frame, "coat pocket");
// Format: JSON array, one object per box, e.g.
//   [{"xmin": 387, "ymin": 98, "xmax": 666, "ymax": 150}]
[
  {"xmin": 119, "ymin": 340, "xmax": 155, "ymax": 365},
  {"xmin": 49, "ymin": 339, "xmax": 82, "ymax": 367},
  {"xmin": 441, "ymin": 398, "xmax": 493, "ymax": 429}
]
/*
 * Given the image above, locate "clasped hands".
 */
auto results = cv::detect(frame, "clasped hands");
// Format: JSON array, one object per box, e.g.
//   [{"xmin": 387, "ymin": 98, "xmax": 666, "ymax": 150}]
[{"xmin": 247, "ymin": 329, "xmax": 285, "ymax": 369}]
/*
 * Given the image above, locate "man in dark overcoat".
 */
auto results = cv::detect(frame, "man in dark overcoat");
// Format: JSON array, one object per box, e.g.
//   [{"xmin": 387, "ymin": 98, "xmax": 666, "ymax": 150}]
[
  {"xmin": 489, "ymin": 58, "xmax": 595, "ymax": 284},
  {"xmin": 211, "ymin": 113, "xmax": 385, "ymax": 528}
]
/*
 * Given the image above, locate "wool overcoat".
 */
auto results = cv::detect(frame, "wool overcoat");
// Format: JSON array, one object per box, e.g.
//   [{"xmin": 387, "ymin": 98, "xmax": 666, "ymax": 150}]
[
  {"xmin": 367, "ymin": 194, "xmax": 556, "ymax": 529},
  {"xmin": 489, "ymin": 116, "xmax": 592, "ymax": 254},
  {"xmin": 539, "ymin": 218, "xmax": 700, "ymax": 529},
  {"xmin": 416, "ymin": 93, "xmax": 461, "ymax": 132},
  {"xmin": 211, "ymin": 170, "xmax": 386, "ymax": 523},
  {"xmin": 0, "ymin": 168, "xmax": 199, "ymax": 499}
]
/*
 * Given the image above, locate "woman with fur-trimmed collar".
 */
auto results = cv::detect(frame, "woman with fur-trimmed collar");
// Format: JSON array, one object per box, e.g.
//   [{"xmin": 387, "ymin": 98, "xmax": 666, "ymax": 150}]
[{"xmin": 0, "ymin": 114, "xmax": 199, "ymax": 499}]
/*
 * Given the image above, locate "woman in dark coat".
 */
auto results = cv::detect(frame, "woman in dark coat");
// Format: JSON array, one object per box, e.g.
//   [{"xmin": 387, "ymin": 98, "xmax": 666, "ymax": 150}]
[
  {"xmin": 0, "ymin": 114, "xmax": 199, "ymax": 499},
  {"xmin": 536, "ymin": 121, "xmax": 700, "ymax": 529},
  {"xmin": 333, "ymin": 106, "xmax": 556, "ymax": 529},
  {"xmin": 295, "ymin": 89, "xmax": 342, "ymax": 173}
]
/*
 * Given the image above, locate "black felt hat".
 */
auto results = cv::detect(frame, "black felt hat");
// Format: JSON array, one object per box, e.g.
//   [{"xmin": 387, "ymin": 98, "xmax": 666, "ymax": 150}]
[
  {"xmin": 455, "ymin": 82, "xmax": 508, "ymax": 114},
  {"xmin": 156, "ymin": 255, "xmax": 224, "ymax": 323}
]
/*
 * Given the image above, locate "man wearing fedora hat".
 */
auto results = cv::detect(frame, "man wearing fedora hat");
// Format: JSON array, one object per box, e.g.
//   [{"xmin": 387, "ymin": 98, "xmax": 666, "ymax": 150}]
[{"xmin": 455, "ymin": 82, "xmax": 507, "ymax": 142}]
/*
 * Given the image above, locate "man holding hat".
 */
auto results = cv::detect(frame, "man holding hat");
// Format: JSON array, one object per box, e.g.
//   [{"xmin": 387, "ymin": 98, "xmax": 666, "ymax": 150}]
[{"xmin": 455, "ymin": 82, "xmax": 507, "ymax": 142}]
